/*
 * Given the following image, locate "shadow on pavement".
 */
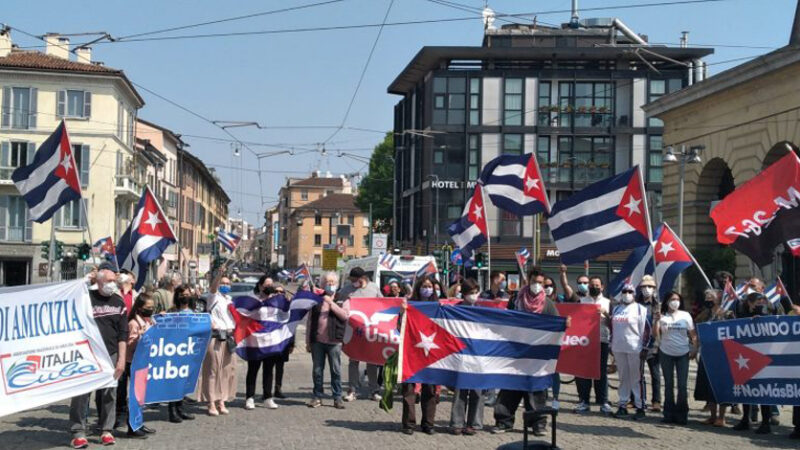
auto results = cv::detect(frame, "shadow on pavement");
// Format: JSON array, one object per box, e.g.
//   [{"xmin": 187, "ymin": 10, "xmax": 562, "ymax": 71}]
[
  {"xmin": 558, "ymin": 422, "xmax": 654, "ymax": 439},
  {"xmin": 323, "ymin": 419, "xmax": 399, "ymax": 432}
]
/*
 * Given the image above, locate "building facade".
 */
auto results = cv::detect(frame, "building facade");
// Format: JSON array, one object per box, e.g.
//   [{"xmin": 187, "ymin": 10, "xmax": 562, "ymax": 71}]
[
  {"xmin": 0, "ymin": 31, "xmax": 144, "ymax": 284},
  {"xmin": 644, "ymin": 10, "xmax": 800, "ymax": 297},
  {"xmin": 388, "ymin": 16, "xmax": 712, "ymax": 272}
]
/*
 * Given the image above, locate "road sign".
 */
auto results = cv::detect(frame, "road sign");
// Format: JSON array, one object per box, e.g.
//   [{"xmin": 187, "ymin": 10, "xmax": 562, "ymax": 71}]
[
  {"xmin": 322, "ymin": 247, "xmax": 339, "ymax": 271},
  {"xmin": 337, "ymin": 243, "xmax": 346, "ymax": 254},
  {"xmin": 371, "ymin": 233, "xmax": 387, "ymax": 256}
]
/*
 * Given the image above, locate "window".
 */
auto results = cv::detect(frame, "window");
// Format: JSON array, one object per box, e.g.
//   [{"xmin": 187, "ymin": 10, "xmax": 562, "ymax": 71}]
[
  {"xmin": 2, "ymin": 87, "xmax": 37, "ymax": 129},
  {"xmin": 313, "ymin": 254, "xmax": 321, "ymax": 267},
  {"xmin": 500, "ymin": 210, "xmax": 522, "ymax": 237},
  {"xmin": 314, "ymin": 234, "xmax": 322, "ymax": 246},
  {"xmin": 648, "ymin": 135, "xmax": 663, "ymax": 183},
  {"xmin": 0, "ymin": 195, "xmax": 32, "ymax": 242},
  {"xmin": 558, "ymin": 81, "xmax": 613, "ymax": 128},
  {"xmin": 314, "ymin": 214, "xmax": 322, "ymax": 226},
  {"xmin": 537, "ymin": 136, "xmax": 550, "ymax": 179},
  {"xmin": 557, "ymin": 82, "xmax": 573, "ymax": 127},
  {"xmin": 117, "ymin": 102, "xmax": 124, "ymax": 138},
  {"xmin": 432, "ymin": 77, "xmax": 466, "ymax": 125},
  {"xmin": 468, "ymin": 135, "xmax": 480, "ymax": 180},
  {"xmin": 503, "ymin": 134, "xmax": 523, "ymax": 155},
  {"xmin": 301, "ymin": 189, "xmax": 308, "ymax": 201},
  {"xmin": 0, "ymin": 141, "xmax": 34, "ymax": 180},
  {"xmin": 648, "ymin": 79, "xmax": 682, "ymax": 127},
  {"xmin": 362, "ymin": 216, "xmax": 370, "ymax": 227},
  {"xmin": 58, "ymin": 90, "xmax": 91, "ymax": 118},
  {"xmin": 469, "ymin": 78, "xmax": 481, "ymax": 125},
  {"xmin": 72, "ymin": 144, "xmax": 90, "ymax": 188},
  {"xmin": 362, "ymin": 234, "xmax": 369, "ymax": 247},
  {"xmin": 54, "ymin": 198, "xmax": 87, "ymax": 229},
  {"xmin": 433, "ymin": 133, "xmax": 466, "ymax": 179},
  {"xmin": 504, "ymin": 78, "xmax": 523, "ymax": 126},
  {"xmin": 537, "ymin": 81, "xmax": 552, "ymax": 126},
  {"xmin": 557, "ymin": 136, "xmax": 613, "ymax": 184},
  {"xmin": 347, "ymin": 235, "xmax": 355, "ymax": 246},
  {"xmin": 347, "ymin": 214, "xmax": 355, "ymax": 225}
]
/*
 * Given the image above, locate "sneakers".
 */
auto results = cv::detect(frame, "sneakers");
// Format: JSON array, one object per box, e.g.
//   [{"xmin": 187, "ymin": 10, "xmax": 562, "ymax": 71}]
[
  {"xmin": 490, "ymin": 426, "xmax": 509, "ymax": 434},
  {"xmin": 401, "ymin": 428, "xmax": 414, "ymax": 435},
  {"xmin": 333, "ymin": 399, "xmax": 346, "ymax": 410},
  {"xmin": 100, "ymin": 433, "xmax": 116, "ymax": 445},
  {"xmin": 613, "ymin": 407, "xmax": 628, "ymax": 418},
  {"xmin": 264, "ymin": 398, "xmax": 279, "ymax": 409},
  {"xmin": 244, "ymin": 397, "xmax": 255, "ymax": 410},
  {"xmin": 573, "ymin": 402, "xmax": 590, "ymax": 413},
  {"xmin": 600, "ymin": 403, "xmax": 614, "ymax": 415},
  {"xmin": 343, "ymin": 391, "xmax": 357, "ymax": 402},
  {"xmin": 372, "ymin": 392, "xmax": 383, "ymax": 402},
  {"xmin": 70, "ymin": 437, "xmax": 89, "ymax": 449},
  {"xmin": 307, "ymin": 398, "xmax": 322, "ymax": 408},
  {"xmin": 633, "ymin": 408, "xmax": 646, "ymax": 421}
]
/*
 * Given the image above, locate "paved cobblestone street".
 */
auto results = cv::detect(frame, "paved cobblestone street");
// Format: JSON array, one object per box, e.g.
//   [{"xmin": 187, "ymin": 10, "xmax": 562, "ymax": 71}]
[{"xmin": 1, "ymin": 324, "xmax": 797, "ymax": 449}]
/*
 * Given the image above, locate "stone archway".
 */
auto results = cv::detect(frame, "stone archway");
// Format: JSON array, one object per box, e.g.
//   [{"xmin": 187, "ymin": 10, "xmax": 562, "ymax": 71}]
[
  {"xmin": 691, "ymin": 157, "xmax": 735, "ymax": 251},
  {"xmin": 762, "ymin": 141, "xmax": 799, "ymax": 169}
]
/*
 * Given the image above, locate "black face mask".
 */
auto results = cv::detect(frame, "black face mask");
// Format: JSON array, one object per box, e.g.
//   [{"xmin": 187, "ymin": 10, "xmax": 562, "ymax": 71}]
[
  {"xmin": 704, "ymin": 301, "xmax": 714, "ymax": 309},
  {"xmin": 589, "ymin": 286, "xmax": 602, "ymax": 297},
  {"xmin": 140, "ymin": 309, "xmax": 155, "ymax": 318}
]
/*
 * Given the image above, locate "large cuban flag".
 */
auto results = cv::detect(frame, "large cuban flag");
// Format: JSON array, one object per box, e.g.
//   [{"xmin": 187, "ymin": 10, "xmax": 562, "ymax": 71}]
[
  {"xmin": 697, "ymin": 316, "xmax": 800, "ymax": 406},
  {"xmin": 228, "ymin": 290, "xmax": 322, "ymax": 360},
  {"xmin": 653, "ymin": 222, "xmax": 697, "ymax": 300},
  {"xmin": 116, "ymin": 186, "xmax": 177, "ymax": 291},
  {"xmin": 479, "ymin": 153, "xmax": 550, "ymax": 216},
  {"xmin": 547, "ymin": 166, "xmax": 651, "ymax": 265},
  {"xmin": 448, "ymin": 184, "xmax": 488, "ymax": 261},
  {"xmin": 398, "ymin": 302, "xmax": 566, "ymax": 391}
]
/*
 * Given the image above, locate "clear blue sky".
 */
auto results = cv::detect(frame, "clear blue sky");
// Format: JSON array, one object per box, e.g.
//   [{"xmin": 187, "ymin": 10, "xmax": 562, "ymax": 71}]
[{"xmin": 2, "ymin": 0, "xmax": 796, "ymax": 227}]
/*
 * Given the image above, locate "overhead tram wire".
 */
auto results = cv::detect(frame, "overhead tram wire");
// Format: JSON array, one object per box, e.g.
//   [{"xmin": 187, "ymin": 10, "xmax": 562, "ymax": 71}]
[{"xmin": 322, "ymin": 0, "xmax": 395, "ymax": 145}]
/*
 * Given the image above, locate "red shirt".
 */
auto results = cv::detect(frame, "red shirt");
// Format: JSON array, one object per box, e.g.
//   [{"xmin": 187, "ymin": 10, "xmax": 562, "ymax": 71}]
[{"xmin": 122, "ymin": 290, "xmax": 134, "ymax": 312}]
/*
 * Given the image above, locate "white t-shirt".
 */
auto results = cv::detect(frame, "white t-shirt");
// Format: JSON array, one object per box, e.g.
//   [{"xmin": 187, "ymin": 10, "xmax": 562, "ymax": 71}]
[
  {"xmin": 658, "ymin": 310, "xmax": 695, "ymax": 356},
  {"xmin": 580, "ymin": 295, "xmax": 611, "ymax": 343},
  {"xmin": 208, "ymin": 293, "xmax": 236, "ymax": 331},
  {"xmin": 611, "ymin": 302, "xmax": 648, "ymax": 354}
]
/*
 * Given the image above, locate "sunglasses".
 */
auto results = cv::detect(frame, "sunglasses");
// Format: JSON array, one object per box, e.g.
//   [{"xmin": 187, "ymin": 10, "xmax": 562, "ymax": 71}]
[{"xmin": 622, "ymin": 290, "xmax": 635, "ymax": 294}]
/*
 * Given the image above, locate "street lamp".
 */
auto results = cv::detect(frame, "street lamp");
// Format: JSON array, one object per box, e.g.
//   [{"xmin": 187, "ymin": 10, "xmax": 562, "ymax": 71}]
[{"xmin": 664, "ymin": 144, "xmax": 704, "ymax": 289}]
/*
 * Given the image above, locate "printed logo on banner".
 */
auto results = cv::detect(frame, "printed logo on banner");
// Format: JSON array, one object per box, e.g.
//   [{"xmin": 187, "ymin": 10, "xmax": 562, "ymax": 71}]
[
  {"xmin": 554, "ymin": 303, "xmax": 601, "ymax": 380},
  {"xmin": 343, "ymin": 298, "xmax": 403, "ymax": 365},
  {"xmin": 1, "ymin": 340, "xmax": 102, "ymax": 395}
]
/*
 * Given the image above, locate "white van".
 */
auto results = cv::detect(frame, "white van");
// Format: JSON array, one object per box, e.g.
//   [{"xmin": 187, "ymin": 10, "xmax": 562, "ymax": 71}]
[{"xmin": 340, "ymin": 255, "xmax": 437, "ymax": 291}]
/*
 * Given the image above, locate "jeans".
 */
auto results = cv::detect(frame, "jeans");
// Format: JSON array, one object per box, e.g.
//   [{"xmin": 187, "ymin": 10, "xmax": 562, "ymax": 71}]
[
  {"xmin": 450, "ymin": 389, "xmax": 484, "ymax": 429},
  {"xmin": 645, "ymin": 355, "xmax": 662, "ymax": 404},
  {"xmin": 347, "ymin": 359, "xmax": 379, "ymax": 396},
  {"xmin": 245, "ymin": 356, "xmax": 282, "ymax": 400},
  {"xmin": 71, "ymin": 354, "xmax": 118, "ymax": 437},
  {"xmin": 494, "ymin": 390, "xmax": 548, "ymax": 431},
  {"xmin": 311, "ymin": 342, "xmax": 342, "ymax": 400},
  {"xmin": 576, "ymin": 342, "xmax": 609, "ymax": 405},
  {"xmin": 660, "ymin": 352, "xmax": 690, "ymax": 423}
]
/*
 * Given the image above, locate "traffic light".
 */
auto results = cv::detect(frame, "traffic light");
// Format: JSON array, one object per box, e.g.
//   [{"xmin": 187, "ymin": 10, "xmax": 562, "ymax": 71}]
[
  {"xmin": 432, "ymin": 249, "xmax": 443, "ymax": 271},
  {"xmin": 77, "ymin": 242, "xmax": 92, "ymax": 261},
  {"xmin": 54, "ymin": 240, "xmax": 64, "ymax": 260},
  {"xmin": 475, "ymin": 252, "xmax": 485, "ymax": 268},
  {"xmin": 40, "ymin": 241, "xmax": 50, "ymax": 259}
]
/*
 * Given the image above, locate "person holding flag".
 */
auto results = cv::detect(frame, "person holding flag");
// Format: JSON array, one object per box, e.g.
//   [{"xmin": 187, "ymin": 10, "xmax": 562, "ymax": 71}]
[
  {"xmin": 199, "ymin": 267, "xmax": 237, "ymax": 417},
  {"xmin": 609, "ymin": 283, "xmax": 652, "ymax": 420},
  {"xmin": 694, "ymin": 288, "xmax": 734, "ymax": 427},
  {"xmin": 636, "ymin": 275, "xmax": 662, "ymax": 413},
  {"xmin": 448, "ymin": 279, "xmax": 484, "ymax": 436}
]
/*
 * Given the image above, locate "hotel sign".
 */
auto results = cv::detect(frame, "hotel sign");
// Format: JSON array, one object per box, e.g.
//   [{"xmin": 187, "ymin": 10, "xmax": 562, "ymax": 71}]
[{"xmin": 430, "ymin": 180, "xmax": 478, "ymax": 190}]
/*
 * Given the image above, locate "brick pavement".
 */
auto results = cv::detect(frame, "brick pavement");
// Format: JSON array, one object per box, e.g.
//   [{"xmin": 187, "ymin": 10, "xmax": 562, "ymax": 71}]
[{"xmin": 1, "ymin": 325, "xmax": 797, "ymax": 449}]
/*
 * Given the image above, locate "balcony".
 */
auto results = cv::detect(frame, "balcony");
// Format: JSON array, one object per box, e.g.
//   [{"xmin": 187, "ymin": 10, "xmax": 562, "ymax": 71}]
[{"xmin": 114, "ymin": 175, "xmax": 143, "ymax": 200}]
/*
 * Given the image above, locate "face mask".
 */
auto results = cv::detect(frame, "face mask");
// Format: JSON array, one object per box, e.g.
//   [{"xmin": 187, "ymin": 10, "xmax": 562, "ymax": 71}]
[
  {"xmin": 544, "ymin": 286, "xmax": 554, "ymax": 296},
  {"xmin": 641, "ymin": 287, "xmax": 655, "ymax": 297},
  {"xmin": 324, "ymin": 285, "xmax": 336, "ymax": 296},
  {"xmin": 464, "ymin": 293, "xmax": 478, "ymax": 304},
  {"xmin": 577, "ymin": 283, "xmax": 589, "ymax": 294},
  {"xmin": 455, "ymin": 292, "xmax": 462, "ymax": 299},
  {"xmin": 100, "ymin": 282, "xmax": 117, "ymax": 297},
  {"xmin": 219, "ymin": 285, "xmax": 231, "ymax": 294},
  {"xmin": 420, "ymin": 287, "xmax": 434, "ymax": 298},
  {"xmin": 589, "ymin": 286, "xmax": 601, "ymax": 297},
  {"xmin": 668, "ymin": 300, "xmax": 680, "ymax": 311},
  {"xmin": 621, "ymin": 293, "xmax": 634, "ymax": 304},
  {"xmin": 704, "ymin": 300, "xmax": 714, "ymax": 309},
  {"xmin": 498, "ymin": 281, "xmax": 507, "ymax": 291},
  {"xmin": 435, "ymin": 289, "xmax": 442, "ymax": 298},
  {"xmin": 140, "ymin": 308, "xmax": 155, "ymax": 318},
  {"xmin": 529, "ymin": 283, "xmax": 543, "ymax": 295}
]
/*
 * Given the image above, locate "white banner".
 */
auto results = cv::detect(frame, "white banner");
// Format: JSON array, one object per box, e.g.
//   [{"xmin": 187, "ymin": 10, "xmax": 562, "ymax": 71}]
[{"xmin": 0, "ymin": 280, "xmax": 116, "ymax": 417}]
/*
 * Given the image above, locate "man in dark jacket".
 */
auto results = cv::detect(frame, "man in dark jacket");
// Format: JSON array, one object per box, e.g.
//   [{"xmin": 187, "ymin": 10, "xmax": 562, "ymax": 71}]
[
  {"xmin": 305, "ymin": 271, "xmax": 348, "ymax": 409},
  {"xmin": 69, "ymin": 262, "xmax": 128, "ymax": 448}
]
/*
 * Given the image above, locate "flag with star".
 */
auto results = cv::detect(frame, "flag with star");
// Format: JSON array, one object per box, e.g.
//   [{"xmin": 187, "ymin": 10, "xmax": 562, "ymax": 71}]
[
  {"xmin": 547, "ymin": 166, "xmax": 652, "ymax": 264},
  {"xmin": 116, "ymin": 185, "xmax": 177, "ymax": 290},
  {"xmin": 653, "ymin": 222, "xmax": 703, "ymax": 299},
  {"xmin": 479, "ymin": 153, "xmax": 551, "ymax": 216},
  {"xmin": 11, "ymin": 120, "xmax": 83, "ymax": 222},
  {"xmin": 447, "ymin": 184, "xmax": 488, "ymax": 261}
]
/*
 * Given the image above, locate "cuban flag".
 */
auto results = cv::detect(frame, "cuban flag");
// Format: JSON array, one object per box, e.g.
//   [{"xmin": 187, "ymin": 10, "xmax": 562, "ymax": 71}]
[
  {"xmin": 398, "ymin": 302, "xmax": 566, "ymax": 391},
  {"xmin": 228, "ymin": 290, "xmax": 322, "ymax": 360},
  {"xmin": 515, "ymin": 247, "xmax": 530, "ymax": 269},
  {"xmin": 379, "ymin": 253, "xmax": 398, "ymax": 270},
  {"xmin": 608, "ymin": 244, "xmax": 655, "ymax": 299},
  {"xmin": 11, "ymin": 121, "xmax": 82, "ymax": 222},
  {"xmin": 277, "ymin": 269, "xmax": 291, "ymax": 280},
  {"xmin": 479, "ymin": 153, "xmax": 551, "ymax": 216},
  {"xmin": 765, "ymin": 277, "xmax": 789, "ymax": 305},
  {"xmin": 217, "ymin": 229, "xmax": 241, "ymax": 252},
  {"xmin": 735, "ymin": 282, "xmax": 748, "ymax": 298},
  {"xmin": 547, "ymin": 166, "xmax": 651, "ymax": 265},
  {"xmin": 93, "ymin": 236, "xmax": 117, "ymax": 261},
  {"xmin": 293, "ymin": 263, "xmax": 310, "ymax": 281},
  {"xmin": 448, "ymin": 184, "xmax": 488, "ymax": 261},
  {"xmin": 722, "ymin": 280, "xmax": 739, "ymax": 312},
  {"xmin": 653, "ymin": 223, "xmax": 697, "ymax": 300},
  {"xmin": 415, "ymin": 261, "xmax": 438, "ymax": 279},
  {"xmin": 116, "ymin": 186, "xmax": 177, "ymax": 291}
]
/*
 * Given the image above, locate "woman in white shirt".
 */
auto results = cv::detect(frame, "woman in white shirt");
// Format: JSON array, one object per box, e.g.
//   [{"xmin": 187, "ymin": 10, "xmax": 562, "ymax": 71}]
[
  {"xmin": 654, "ymin": 291, "xmax": 698, "ymax": 425},
  {"xmin": 610, "ymin": 283, "xmax": 651, "ymax": 420},
  {"xmin": 199, "ymin": 275, "xmax": 237, "ymax": 416}
]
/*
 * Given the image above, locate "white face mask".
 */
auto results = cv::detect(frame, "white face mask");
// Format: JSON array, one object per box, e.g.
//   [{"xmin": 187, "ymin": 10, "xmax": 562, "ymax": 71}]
[
  {"xmin": 668, "ymin": 300, "xmax": 680, "ymax": 311},
  {"xmin": 544, "ymin": 286, "xmax": 554, "ymax": 296},
  {"xmin": 641, "ymin": 286, "xmax": 655, "ymax": 297},
  {"xmin": 621, "ymin": 293, "xmax": 634, "ymax": 304},
  {"xmin": 529, "ymin": 283, "xmax": 543, "ymax": 295},
  {"xmin": 464, "ymin": 293, "xmax": 478, "ymax": 304},
  {"xmin": 100, "ymin": 282, "xmax": 117, "ymax": 297}
]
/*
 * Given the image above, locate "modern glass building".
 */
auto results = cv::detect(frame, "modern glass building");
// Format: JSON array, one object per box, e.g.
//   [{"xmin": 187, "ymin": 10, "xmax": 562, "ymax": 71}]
[{"xmin": 388, "ymin": 16, "xmax": 713, "ymax": 273}]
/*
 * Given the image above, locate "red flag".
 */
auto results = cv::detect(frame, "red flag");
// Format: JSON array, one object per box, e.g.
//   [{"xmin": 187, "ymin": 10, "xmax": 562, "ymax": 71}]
[
  {"xmin": 342, "ymin": 298, "xmax": 403, "ymax": 365},
  {"xmin": 554, "ymin": 303, "xmax": 601, "ymax": 379}
]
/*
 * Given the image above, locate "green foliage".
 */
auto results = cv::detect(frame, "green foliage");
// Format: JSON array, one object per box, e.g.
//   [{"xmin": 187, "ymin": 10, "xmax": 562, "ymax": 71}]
[{"xmin": 355, "ymin": 133, "xmax": 394, "ymax": 233}]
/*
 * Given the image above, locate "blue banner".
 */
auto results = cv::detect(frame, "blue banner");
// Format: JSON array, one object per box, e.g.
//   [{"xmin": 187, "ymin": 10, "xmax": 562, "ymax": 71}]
[
  {"xmin": 697, "ymin": 316, "xmax": 800, "ymax": 406},
  {"xmin": 128, "ymin": 313, "xmax": 211, "ymax": 430}
]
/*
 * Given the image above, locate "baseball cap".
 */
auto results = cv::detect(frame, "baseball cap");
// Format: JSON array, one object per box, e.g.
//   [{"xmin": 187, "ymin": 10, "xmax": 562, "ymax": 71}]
[{"xmin": 97, "ymin": 261, "xmax": 119, "ymax": 273}]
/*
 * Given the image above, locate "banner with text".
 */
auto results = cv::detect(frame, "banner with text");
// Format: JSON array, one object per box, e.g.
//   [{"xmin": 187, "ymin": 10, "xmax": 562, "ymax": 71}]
[
  {"xmin": 128, "ymin": 313, "xmax": 211, "ymax": 430},
  {"xmin": 343, "ymin": 298, "xmax": 403, "ymax": 365},
  {"xmin": 555, "ymin": 303, "xmax": 601, "ymax": 379},
  {"xmin": 697, "ymin": 316, "xmax": 800, "ymax": 405},
  {"xmin": 0, "ymin": 281, "xmax": 116, "ymax": 418}
]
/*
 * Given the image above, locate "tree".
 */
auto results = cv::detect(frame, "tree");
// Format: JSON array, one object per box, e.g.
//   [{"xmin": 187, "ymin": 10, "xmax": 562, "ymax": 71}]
[{"xmin": 356, "ymin": 133, "xmax": 394, "ymax": 233}]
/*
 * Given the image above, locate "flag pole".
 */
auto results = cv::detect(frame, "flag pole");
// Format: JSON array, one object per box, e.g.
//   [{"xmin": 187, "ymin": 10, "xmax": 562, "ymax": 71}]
[
  {"xmin": 638, "ymin": 168, "xmax": 659, "ymax": 291},
  {"xmin": 479, "ymin": 184, "xmax": 492, "ymax": 284},
  {"xmin": 49, "ymin": 221, "xmax": 56, "ymax": 282}
]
